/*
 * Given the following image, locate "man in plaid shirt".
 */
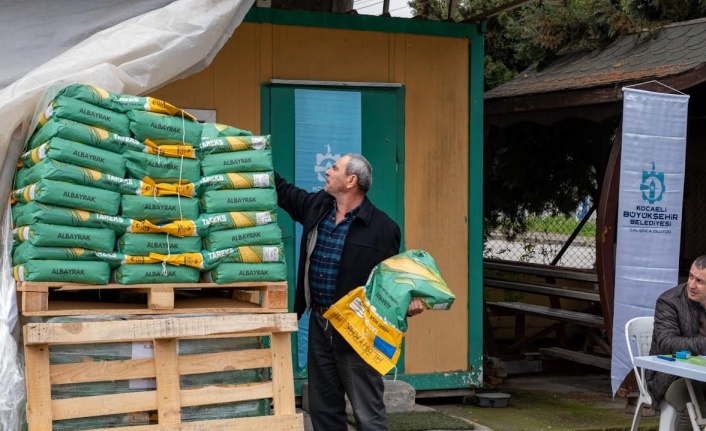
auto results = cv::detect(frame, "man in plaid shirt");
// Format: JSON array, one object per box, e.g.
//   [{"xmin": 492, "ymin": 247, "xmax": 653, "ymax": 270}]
[{"xmin": 276, "ymin": 153, "xmax": 423, "ymax": 431}]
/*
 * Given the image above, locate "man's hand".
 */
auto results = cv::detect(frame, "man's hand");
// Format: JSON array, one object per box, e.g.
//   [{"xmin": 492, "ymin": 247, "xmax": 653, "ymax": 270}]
[{"xmin": 406, "ymin": 297, "xmax": 424, "ymax": 317}]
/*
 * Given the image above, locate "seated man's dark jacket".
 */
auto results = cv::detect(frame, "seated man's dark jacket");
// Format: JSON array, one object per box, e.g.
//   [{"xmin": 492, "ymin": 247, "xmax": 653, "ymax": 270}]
[
  {"xmin": 275, "ymin": 173, "xmax": 401, "ymax": 318},
  {"xmin": 647, "ymin": 283, "xmax": 706, "ymax": 403}
]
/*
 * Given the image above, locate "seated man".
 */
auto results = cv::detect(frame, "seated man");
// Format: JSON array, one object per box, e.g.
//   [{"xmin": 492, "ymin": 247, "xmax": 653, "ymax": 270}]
[{"xmin": 648, "ymin": 255, "xmax": 706, "ymax": 430}]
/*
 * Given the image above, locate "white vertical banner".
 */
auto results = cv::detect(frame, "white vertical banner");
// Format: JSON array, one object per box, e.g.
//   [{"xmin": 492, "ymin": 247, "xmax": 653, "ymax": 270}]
[{"xmin": 611, "ymin": 88, "xmax": 689, "ymax": 395}]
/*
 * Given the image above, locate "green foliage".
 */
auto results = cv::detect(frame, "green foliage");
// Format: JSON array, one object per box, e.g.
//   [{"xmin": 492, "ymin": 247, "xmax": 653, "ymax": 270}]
[
  {"xmin": 484, "ymin": 118, "xmax": 616, "ymax": 237},
  {"xmin": 409, "ymin": 0, "xmax": 706, "ymax": 88}
]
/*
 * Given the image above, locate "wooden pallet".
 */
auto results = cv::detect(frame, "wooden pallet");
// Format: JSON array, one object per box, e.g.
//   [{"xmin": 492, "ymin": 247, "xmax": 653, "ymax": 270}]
[
  {"xmin": 23, "ymin": 313, "xmax": 304, "ymax": 431},
  {"xmin": 17, "ymin": 281, "xmax": 288, "ymax": 316}
]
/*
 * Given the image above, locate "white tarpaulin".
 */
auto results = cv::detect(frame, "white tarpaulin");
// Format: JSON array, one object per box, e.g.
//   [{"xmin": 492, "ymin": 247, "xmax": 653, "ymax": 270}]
[
  {"xmin": 610, "ymin": 87, "xmax": 689, "ymax": 396},
  {"xmin": 0, "ymin": 0, "xmax": 253, "ymax": 427}
]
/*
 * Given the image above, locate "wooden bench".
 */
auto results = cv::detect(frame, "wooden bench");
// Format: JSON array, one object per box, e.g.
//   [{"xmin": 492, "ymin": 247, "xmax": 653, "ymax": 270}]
[{"xmin": 483, "ymin": 259, "xmax": 609, "ymax": 369}]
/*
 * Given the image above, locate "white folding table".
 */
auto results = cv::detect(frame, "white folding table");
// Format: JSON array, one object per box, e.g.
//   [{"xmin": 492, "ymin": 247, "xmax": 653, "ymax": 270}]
[{"xmin": 634, "ymin": 355, "xmax": 706, "ymax": 431}]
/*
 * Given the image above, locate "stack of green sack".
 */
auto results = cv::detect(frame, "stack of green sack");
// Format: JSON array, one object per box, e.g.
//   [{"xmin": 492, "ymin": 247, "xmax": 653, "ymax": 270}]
[{"xmin": 10, "ymin": 83, "xmax": 286, "ymax": 285}]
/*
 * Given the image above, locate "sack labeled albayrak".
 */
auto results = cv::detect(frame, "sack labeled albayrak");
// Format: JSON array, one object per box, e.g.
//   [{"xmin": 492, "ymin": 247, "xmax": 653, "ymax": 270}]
[
  {"xmin": 121, "ymin": 195, "xmax": 199, "ymax": 224},
  {"xmin": 12, "ymin": 202, "xmax": 162, "ymax": 235},
  {"xmin": 13, "ymin": 223, "xmax": 116, "ymax": 252},
  {"xmin": 39, "ymin": 95, "xmax": 131, "ymax": 137},
  {"xmin": 13, "ymin": 260, "xmax": 111, "ymax": 284},
  {"xmin": 16, "ymin": 159, "xmax": 155, "ymax": 195},
  {"xmin": 149, "ymin": 244, "xmax": 285, "ymax": 271},
  {"xmin": 11, "ymin": 179, "xmax": 121, "ymax": 216},
  {"xmin": 323, "ymin": 250, "xmax": 455, "ymax": 375},
  {"xmin": 28, "ymin": 118, "xmax": 144, "ymax": 153},
  {"xmin": 113, "ymin": 263, "xmax": 200, "ymax": 285},
  {"xmin": 18, "ymin": 137, "xmax": 126, "ymax": 178},
  {"xmin": 124, "ymin": 150, "xmax": 201, "ymax": 184}
]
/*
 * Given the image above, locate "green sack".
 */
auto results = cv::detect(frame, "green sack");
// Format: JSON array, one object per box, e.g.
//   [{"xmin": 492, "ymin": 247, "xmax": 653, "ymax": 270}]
[
  {"xmin": 14, "ymin": 168, "xmax": 29, "ymax": 188},
  {"xmin": 11, "ymin": 202, "xmax": 157, "ymax": 235},
  {"xmin": 13, "ymin": 260, "xmax": 110, "ymax": 284},
  {"xmin": 196, "ymin": 135, "xmax": 270, "ymax": 157},
  {"xmin": 16, "ymin": 159, "xmax": 152, "ymax": 195},
  {"xmin": 39, "ymin": 95, "xmax": 131, "ymax": 136},
  {"xmin": 195, "ymin": 172, "xmax": 274, "ymax": 196},
  {"xmin": 202, "ymin": 224, "xmax": 282, "ymax": 251},
  {"xmin": 57, "ymin": 83, "xmax": 196, "ymax": 118},
  {"xmin": 194, "ymin": 210, "xmax": 277, "ymax": 237},
  {"xmin": 12, "ymin": 242, "xmax": 101, "ymax": 266},
  {"xmin": 324, "ymin": 250, "xmax": 455, "ymax": 375},
  {"xmin": 200, "ymin": 123, "xmax": 252, "ymax": 140},
  {"xmin": 149, "ymin": 243, "xmax": 285, "ymax": 271},
  {"xmin": 127, "ymin": 110, "xmax": 202, "ymax": 146},
  {"xmin": 11, "ymin": 244, "xmax": 155, "ymax": 269},
  {"xmin": 12, "ymin": 179, "xmax": 121, "ymax": 215},
  {"xmin": 19, "ymin": 137, "xmax": 126, "ymax": 177},
  {"xmin": 125, "ymin": 150, "xmax": 201, "ymax": 183},
  {"xmin": 28, "ymin": 118, "xmax": 144, "ymax": 153},
  {"xmin": 113, "ymin": 263, "xmax": 200, "ymax": 285},
  {"xmin": 121, "ymin": 195, "xmax": 199, "ymax": 223},
  {"xmin": 199, "ymin": 189, "xmax": 278, "ymax": 213},
  {"xmin": 117, "ymin": 233, "xmax": 202, "ymax": 255},
  {"xmin": 201, "ymin": 149, "xmax": 272, "ymax": 176},
  {"xmin": 203, "ymin": 262, "xmax": 287, "ymax": 283},
  {"xmin": 13, "ymin": 223, "xmax": 116, "ymax": 252}
]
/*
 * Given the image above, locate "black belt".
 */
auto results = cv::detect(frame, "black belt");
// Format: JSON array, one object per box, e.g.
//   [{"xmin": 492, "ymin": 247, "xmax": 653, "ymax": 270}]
[{"xmin": 312, "ymin": 303, "xmax": 330, "ymax": 314}]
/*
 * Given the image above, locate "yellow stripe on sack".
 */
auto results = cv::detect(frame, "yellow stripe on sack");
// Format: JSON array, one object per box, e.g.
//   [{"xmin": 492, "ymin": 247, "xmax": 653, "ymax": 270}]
[
  {"xmin": 227, "ymin": 173, "xmax": 255, "ymax": 189},
  {"xmin": 30, "ymin": 147, "xmax": 43, "ymax": 165},
  {"xmin": 229, "ymin": 212, "xmax": 257, "ymax": 228},
  {"xmin": 324, "ymin": 287, "xmax": 404, "ymax": 375},
  {"xmin": 89, "ymin": 85, "xmax": 111, "ymax": 100},
  {"xmin": 225, "ymin": 137, "xmax": 252, "ymax": 151},
  {"xmin": 238, "ymin": 246, "xmax": 263, "ymax": 263},
  {"xmin": 382, "ymin": 255, "xmax": 440, "ymax": 282}
]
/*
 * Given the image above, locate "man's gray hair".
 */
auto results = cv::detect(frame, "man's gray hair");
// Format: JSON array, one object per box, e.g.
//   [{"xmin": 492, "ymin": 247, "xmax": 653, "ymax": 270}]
[
  {"xmin": 344, "ymin": 153, "xmax": 373, "ymax": 192},
  {"xmin": 694, "ymin": 255, "xmax": 706, "ymax": 269}
]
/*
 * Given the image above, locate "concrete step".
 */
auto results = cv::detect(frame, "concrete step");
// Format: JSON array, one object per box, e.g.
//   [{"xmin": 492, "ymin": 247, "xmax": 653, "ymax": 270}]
[{"xmin": 301, "ymin": 379, "xmax": 416, "ymax": 415}]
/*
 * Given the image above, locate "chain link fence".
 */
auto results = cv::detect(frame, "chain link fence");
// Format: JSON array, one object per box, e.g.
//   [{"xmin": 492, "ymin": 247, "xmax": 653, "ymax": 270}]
[{"xmin": 484, "ymin": 206, "xmax": 597, "ymax": 269}]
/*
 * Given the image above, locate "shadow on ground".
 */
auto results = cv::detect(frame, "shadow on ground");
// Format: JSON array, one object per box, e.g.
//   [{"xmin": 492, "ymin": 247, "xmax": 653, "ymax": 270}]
[{"xmin": 419, "ymin": 370, "xmax": 661, "ymax": 431}]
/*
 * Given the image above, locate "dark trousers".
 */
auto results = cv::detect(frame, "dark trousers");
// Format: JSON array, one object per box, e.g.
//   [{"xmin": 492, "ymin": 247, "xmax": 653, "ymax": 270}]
[{"xmin": 307, "ymin": 309, "xmax": 388, "ymax": 431}]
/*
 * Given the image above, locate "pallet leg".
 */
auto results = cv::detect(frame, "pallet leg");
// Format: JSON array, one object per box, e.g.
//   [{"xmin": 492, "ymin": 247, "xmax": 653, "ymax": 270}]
[
  {"xmin": 25, "ymin": 343, "xmax": 53, "ymax": 430},
  {"xmin": 23, "ymin": 291, "xmax": 48, "ymax": 314},
  {"xmin": 154, "ymin": 338, "xmax": 181, "ymax": 424},
  {"xmin": 270, "ymin": 332, "xmax": 296, "ymax": 416},
  {"xmin": 232, "ymin": 290, "xmax": 258, "ymax": 303},
  {"xmin": 148, "ymin": 286, "xmax": 175, "ymax": 310},
  {"xmin": 261, "ymin": 286, "xmax": 288, "ymax": 310}
]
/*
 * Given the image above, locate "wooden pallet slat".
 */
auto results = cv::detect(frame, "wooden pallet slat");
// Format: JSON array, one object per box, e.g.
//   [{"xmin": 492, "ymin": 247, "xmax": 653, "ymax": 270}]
[
  {"xmin": 17, "ymin": 281, "xmax": 288, "ymax": 316},
  {"xmin": 24, "ymin": 314, "xmax": 297, "ymax": 345},
  {"xmin": 86, "ymin": 414, "xmax": 304, "ymax": 431}
]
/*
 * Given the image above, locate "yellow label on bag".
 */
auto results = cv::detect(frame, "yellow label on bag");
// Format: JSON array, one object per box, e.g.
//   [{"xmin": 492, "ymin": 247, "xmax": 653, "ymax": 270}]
[{"xmin": 324, "ymin": 286, "xmax": 404, "ymax": 375}]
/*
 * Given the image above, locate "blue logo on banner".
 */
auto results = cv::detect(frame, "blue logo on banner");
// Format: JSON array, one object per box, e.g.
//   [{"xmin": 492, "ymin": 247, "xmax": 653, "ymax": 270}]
[
  {"xmin": 640, "ymin": 161, "xmax": 665, "ymax": 204},
  {"xmin": 315, "ymin": 144, "xmax": 341, "ymax": 183}
]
